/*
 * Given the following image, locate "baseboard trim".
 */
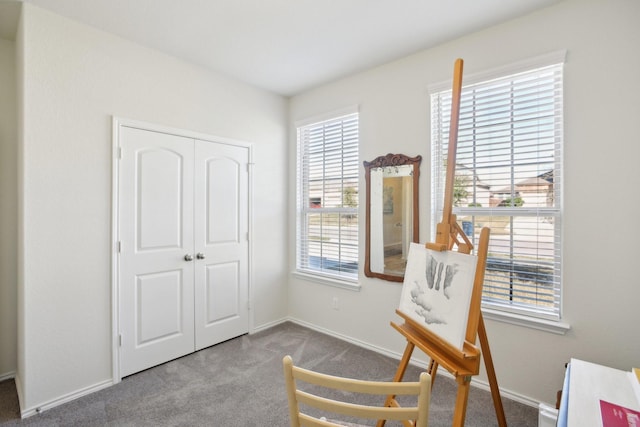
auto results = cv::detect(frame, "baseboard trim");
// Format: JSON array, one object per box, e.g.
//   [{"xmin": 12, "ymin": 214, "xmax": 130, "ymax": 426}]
[
  {"xmin": 286, "ymin": 316, "xmax": 540, "ymax": 409},
  {"xmin": 14, "ymin": 373, "xmax": 25, "ymax": 415},
  {"xmin": 252, "ymin": 317, "xmax": 289, "ymax": 334},
  {"xmin": 0, "ymin": 370, "xmax": 16, "ymax": 382},
  {"xmin": 470, "ymin": 376, "xmax": 541, "ymax": 408},
  {"xmin": 20, "ymin": 379, "xmax": 114, "ymax": 419}
]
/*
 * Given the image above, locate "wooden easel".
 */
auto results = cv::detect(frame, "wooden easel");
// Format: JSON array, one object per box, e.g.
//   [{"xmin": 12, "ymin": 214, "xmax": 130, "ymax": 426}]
[{"xmin": 377, "ymin": 59, "xmax": 507, "ymax": 427}]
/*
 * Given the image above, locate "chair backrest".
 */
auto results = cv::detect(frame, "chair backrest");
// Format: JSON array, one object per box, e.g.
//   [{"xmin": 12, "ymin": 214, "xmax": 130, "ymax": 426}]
[{"xmin": 282, "ymin": 355, "xmax": 430, "ymax": 427}]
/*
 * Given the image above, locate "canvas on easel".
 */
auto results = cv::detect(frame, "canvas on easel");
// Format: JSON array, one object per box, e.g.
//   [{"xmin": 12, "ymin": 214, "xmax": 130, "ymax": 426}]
[{"xmin": 399, "ymin": 243, "xmax": 477, "ymax": 350}]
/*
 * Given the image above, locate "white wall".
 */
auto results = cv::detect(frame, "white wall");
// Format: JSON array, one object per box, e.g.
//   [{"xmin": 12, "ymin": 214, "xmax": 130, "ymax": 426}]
[
  {"xmin": 0, "ymin": 38, "xmax": 17, "ymax": 381},
  {"xmin": 18, "ymin": 3, "xmax": 288, "ymax": 412},
  {"xmin": 289, "ymin": 0, "xmax": 640, "ymax": 406}
]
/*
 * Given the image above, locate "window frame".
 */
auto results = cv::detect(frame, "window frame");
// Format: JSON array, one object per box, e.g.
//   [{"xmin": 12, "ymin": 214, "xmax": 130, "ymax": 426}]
[
  {"xmin": 295, "ymin": 108, "xmax": 360, "ymax": 288},
  {"xmin": 429, "ymin": 52, "xmax": 569, "ymax": 333}
]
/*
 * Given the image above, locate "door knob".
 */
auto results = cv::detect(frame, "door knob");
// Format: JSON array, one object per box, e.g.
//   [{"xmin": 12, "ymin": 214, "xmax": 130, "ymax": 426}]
[
  {"xmin": 184, "ymin": 254, "xmax": 194, "ymax": 261},
  {"xmin": 196, "ymin": 253, "xmax": 206, "ymax": 260}
]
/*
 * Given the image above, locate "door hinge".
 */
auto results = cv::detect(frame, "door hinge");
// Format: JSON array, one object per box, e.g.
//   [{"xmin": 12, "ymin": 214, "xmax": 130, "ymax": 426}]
[
  {"xmin": 117, "ymin": 146, "xmax": 122, "ymax": 159},
  {"xmin": 247, "ymin": 162, "xmax": 255, "ymax": 172},
  {"xmin": 118, "ymin": 334, "xmax": 122, "ymax": 347},
  {"xmin": 246, "ymin": 232, "xmax": 249, "ymax": 242},
  {"xmin": 117, "ymin": 241, "xmax": 121, "ymax": 253}
]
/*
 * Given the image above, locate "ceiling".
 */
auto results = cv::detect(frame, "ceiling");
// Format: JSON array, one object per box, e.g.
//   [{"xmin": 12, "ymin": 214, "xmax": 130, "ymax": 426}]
[{"xmin": 3, "ymin": 0, "xmax": 561, "ymax": 96}]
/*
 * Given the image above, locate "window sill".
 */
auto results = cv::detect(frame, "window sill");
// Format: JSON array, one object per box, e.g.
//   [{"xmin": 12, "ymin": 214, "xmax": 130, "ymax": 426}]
[
  {"xmin": 292, "ymin": 270, "xmax": 361, "ymax": 292},
  {"xmin": 481, "ymin": 307, "xmax": 571, "ymax": 335}
]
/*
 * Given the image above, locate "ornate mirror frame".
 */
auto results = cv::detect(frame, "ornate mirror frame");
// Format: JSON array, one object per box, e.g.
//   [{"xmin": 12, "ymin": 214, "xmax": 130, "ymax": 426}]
[{"xmin": 363, "ymin": 153, "xmax": 421, "ymax": 282}]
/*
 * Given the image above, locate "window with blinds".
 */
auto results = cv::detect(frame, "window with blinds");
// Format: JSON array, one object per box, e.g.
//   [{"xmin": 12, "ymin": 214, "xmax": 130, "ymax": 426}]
[
  {"xmin": 297, "ymin": 112, "xmax": 359, "ymax": 281},
  {"xmin": 430, "ymin": 56, "xmax": 564, "ymax": 320}
]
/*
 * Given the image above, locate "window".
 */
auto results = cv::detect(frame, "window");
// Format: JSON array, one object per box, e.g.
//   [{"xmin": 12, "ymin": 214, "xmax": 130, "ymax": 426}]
[
  {"xmin": 296, "ymin": 111, "xmax": 359, "ymax": 282},
  {"xmin": 430, "ymin": 53, "xmax": 564, "ymax": 321}
]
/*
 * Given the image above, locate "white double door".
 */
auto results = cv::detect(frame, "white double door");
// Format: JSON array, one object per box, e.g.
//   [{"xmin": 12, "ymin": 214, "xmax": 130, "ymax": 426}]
[{"xmin": 118, "ymin": 125, "xmax": 249, "ymax": 377}]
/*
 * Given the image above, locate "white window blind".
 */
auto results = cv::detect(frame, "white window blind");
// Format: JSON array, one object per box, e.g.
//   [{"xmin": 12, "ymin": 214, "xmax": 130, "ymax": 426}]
[
  {"xmin": 431, "ymin": 59, "xmax": 563, "ymax": 320},
  {"xmin": 297, "ymin": 112, "xmax": 359, "ymax": 281}
]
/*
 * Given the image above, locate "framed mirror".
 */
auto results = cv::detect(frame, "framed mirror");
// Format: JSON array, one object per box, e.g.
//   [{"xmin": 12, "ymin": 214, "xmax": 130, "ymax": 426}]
[{"xmin": 364, "ymin": 153, "xmax": 421, "ymax": 282}]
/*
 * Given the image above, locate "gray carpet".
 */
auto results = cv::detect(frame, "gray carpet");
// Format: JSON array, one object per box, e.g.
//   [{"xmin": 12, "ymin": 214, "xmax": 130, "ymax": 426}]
[{"xmin": 0, "ymin": 322, "xmax": 537, "ymax": 426}]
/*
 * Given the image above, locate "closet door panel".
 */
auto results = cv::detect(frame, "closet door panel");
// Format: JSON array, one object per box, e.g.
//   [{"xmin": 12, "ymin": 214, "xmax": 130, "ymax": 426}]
[
  {"xmin": 119, "ymin": 126, "xmax": 195, "ymax": 377},
  {"xmin": 194, "ymin": 140, "xmax": 249, "ymax": 350}
]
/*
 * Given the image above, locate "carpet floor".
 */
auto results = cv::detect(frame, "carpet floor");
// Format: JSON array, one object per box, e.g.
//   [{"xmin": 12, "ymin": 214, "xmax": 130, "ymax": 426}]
[{"xmin": 0, "ymin": 322, "xmax": 538, "ymax": 426}]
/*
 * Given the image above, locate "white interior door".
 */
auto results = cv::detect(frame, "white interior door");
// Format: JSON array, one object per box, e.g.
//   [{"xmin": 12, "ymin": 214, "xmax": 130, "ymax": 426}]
[
  {"xmin": 194, "ymin": 140, "xmax": 249, "ymax": 350},
  {"xmin": 118, "ymin": 126, "xmax": 195, "ymax": 377},
  {"xmin": 117, "ymin": 124, "xmax": 250, "ymax": 377}
]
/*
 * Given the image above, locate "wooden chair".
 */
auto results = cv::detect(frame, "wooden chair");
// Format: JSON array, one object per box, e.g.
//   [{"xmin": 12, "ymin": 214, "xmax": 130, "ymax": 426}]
[{"xmin": 283, "ymin": 355, "xmax": 431, "ymax": 427}]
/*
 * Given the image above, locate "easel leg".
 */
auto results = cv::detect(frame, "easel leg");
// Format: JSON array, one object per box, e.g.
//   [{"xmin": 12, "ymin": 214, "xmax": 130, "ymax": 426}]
[
  {"xmin": 452, "ymin": 376, "xmax": 472, "ymax": 427},
  {"xmin": 478, "ymin": 314, "xmax": 507, "ymax": 427},
  {"xmin": 376, "ymin": 341, "xmax": 416, "ymax": 427},
  {"xmin": 428, "ymin": 360, "xmax": 439, "ymax": 391}
]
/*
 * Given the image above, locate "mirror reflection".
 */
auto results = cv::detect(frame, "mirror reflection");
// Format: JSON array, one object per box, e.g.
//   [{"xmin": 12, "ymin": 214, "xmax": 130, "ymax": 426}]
[{"xmin": 364, "ymin": 154, "xmax": 421, "ymax": 282}]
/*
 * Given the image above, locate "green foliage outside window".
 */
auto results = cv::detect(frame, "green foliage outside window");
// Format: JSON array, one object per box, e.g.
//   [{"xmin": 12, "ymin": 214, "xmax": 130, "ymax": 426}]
[{"xmin": 500, "ymin": 196, "xmax": 524, "ymax": 207}]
